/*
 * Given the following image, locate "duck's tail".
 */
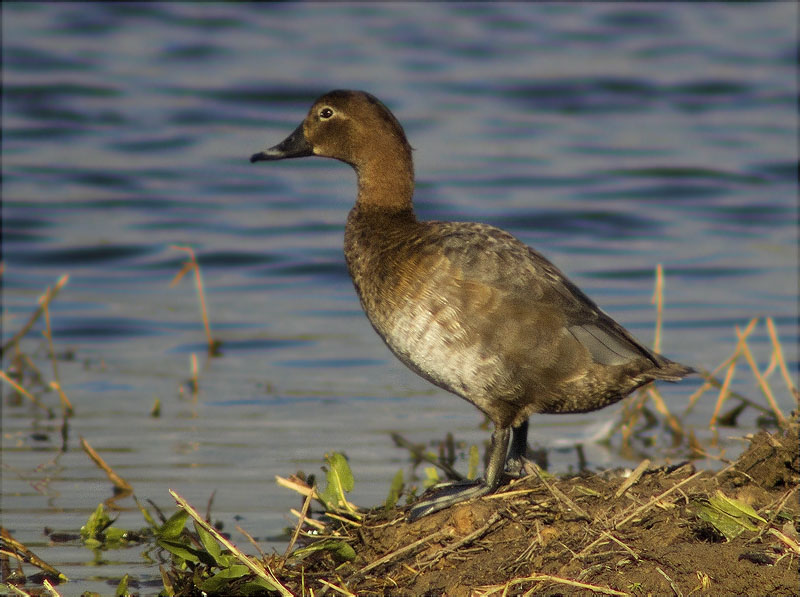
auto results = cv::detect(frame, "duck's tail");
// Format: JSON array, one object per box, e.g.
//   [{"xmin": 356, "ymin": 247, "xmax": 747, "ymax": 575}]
[{"xmin": 651, "ymin": 356, "xmax": 695, "ymax": 382}]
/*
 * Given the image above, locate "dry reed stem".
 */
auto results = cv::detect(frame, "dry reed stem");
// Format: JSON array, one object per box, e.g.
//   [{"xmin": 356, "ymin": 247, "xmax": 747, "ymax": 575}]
[
  {"xmin": 766, "ymin": 317, "xmax": 798, "ymax": 403},
  {"xmin": 1, "ymin": 274, "xmax": 69, "ymax": 356},
  {"xmin": 687, "ymin": 317, "xmax": 758, "ymax": 419},
  {"xmin": 476, "ymin": 573, "xmax": 630, "ymax": 597},
  {"xmin": 694, "ymin": 368, "xmax": 774, "ymax": 416},
  {"xmin": 276, "ymin": 474, "xmax": 317, "ymax": 499},
  {"xmin": 189, "ymin": 352, "xmax": 199, "ymax": 401},
  {"xmin": 709, "ymin": 317, "xmax": 758, "ymax": 428},
  {"xmin": 618, "ymin": 264, "xmax": 674, "ymax": 444},
  {"xmin": 284, "ymin": 492, "xmax": 313, "ymax": 560},
  {"xmin": 651, "ymin": 263, "xmax": 664, "ymax": 354},
  {"xmin": 41, "ymin": 302, "xmax": 73, "ymax": 415},
  {"xmin": 79, "ymin": 436, "xmax": 133, "ymax": 493},
  {"xmin": 735, "ymin": 325, "xmax": 787, "ymax": 426},
  {"xmin": 169, "ymin": 489, "xmax": 293, "ymax": 597},
  {"xmin": 48, "ymin": 381, "xmax": 74, "ymax": 417},
  {"xmin": 170, "ymin": 245, "xmax": 219, "ymax": 356},
  {"xmin": 647, "ymin": 386, "xmax": 683, "ymax": 438},
  {"xmin": 619, "ymin": 391, "xmax": 649, "ymax": 450},
  {"xmin": 684, "ymin": 358, "xmax": 730, "ymax": 416},
  {"xmin": 0, "ymin": 370, "xmax": 53, "ymax": 416},
  {"xmin": 1, "ymin": 526, "xmax": 66, "ymax": 581}
]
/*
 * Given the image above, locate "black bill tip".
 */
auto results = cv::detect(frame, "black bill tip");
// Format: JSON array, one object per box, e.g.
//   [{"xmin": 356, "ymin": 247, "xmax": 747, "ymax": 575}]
[{"xmin": 250, "ymin": 123, "xmax": 312, "ymax": 164}]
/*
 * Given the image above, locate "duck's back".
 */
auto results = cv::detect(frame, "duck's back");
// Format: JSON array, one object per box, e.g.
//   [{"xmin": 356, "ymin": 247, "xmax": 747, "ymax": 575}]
[{"xmin": 344, "ymin": 204, "xmax": 689, "ymax": 428}]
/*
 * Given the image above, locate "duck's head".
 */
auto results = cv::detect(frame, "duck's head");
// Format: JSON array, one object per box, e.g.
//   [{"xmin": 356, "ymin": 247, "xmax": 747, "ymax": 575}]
[{"xmin": 250, "ymin": 90, "xmax": 412, "ymax": 169}]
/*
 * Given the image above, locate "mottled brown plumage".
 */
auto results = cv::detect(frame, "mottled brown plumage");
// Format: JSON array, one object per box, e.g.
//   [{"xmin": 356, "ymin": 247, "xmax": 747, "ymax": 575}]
[{"xmin": 251, "ymin": 90, "xmax": 693, "ymax": 519}]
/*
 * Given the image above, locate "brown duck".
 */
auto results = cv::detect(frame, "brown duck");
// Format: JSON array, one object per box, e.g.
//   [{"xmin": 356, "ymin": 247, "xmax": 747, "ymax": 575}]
[{"xmin": 251, "ymin": 90, "xmax": 693, "ymax": 520}]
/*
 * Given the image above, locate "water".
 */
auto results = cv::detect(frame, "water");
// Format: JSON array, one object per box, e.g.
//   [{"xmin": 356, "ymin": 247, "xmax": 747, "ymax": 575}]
[{"xmin": 2, "ymin": 3, "xmax": 797, "ymax": 594}]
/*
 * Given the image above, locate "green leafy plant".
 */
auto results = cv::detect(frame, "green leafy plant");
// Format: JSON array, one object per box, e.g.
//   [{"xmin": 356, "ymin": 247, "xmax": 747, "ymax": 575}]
[
  {"xmin": 317, "ymin": 452, "xmax": 360, "ymax": 518},
  {"xmin": 80, "ymin": 504, "xmax": 135, "ymax": 550},
  {"xmin": 693, "ymin": 490, "xmax": 767, "ymax": 541}
]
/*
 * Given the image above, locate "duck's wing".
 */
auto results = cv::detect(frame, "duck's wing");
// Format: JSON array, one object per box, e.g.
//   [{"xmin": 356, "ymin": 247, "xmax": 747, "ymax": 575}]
[{"xmin": 432, "ymin": 221, "xmax": 661, "ymax": 369}]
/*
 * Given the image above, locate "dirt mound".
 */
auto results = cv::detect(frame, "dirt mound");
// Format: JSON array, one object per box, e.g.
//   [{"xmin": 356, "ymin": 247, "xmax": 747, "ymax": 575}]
[{"xmin": 283, "ymin": 420, "xmax": 799, "ymax": 596}]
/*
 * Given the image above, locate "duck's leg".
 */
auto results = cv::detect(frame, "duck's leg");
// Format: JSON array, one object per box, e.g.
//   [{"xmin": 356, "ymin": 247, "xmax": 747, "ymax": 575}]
[
  {"xmin": 505, "ymin": 419, "xmax": 536, "ymax": 477},
  {"xmin": 407, "ymin": 426, "xmax": 510, "ymax": 520}
]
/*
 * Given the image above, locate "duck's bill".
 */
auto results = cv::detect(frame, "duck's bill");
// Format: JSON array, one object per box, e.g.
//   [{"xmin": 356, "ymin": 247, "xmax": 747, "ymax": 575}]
[{"xmin": 250, "ymin": 123, "xmax": 312, "ymax": 162}]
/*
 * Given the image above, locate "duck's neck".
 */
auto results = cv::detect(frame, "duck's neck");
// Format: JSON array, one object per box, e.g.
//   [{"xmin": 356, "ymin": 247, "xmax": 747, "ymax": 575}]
[{"xmin": 354, "ymin": 151, "xmax": 415, "ymax": 212}]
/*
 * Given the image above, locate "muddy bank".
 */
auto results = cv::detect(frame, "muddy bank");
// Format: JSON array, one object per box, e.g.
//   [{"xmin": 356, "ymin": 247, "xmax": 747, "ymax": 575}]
[{"xmin": 279, "ymin": 419, "xmax": 798, "ymax": 596}]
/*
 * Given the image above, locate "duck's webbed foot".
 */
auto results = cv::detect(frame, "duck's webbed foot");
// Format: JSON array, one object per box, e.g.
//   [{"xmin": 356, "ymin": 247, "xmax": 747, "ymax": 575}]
[
  {"xmin": 407, "ymin": 479, "xmax": 492, "ymax": 520},
  {"xmin": 505, "ymin": 454, "xmax": 538, "ymax": 478},
  {"xmin": 407, "ymin": 425, "xmax": 511, "ymax": 521}
]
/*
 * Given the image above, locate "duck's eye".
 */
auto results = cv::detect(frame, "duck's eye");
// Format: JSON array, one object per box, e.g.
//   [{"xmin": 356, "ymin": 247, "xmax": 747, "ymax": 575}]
[{"xmin": 319, "ymin": 107, "xmax": 334, "ymax": 119}]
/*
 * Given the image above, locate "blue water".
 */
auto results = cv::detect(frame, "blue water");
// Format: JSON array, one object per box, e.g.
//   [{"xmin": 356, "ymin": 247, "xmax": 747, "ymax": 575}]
[{"xmin": 2, "ymin": 3, "xmax": 797, "ymax": 594}]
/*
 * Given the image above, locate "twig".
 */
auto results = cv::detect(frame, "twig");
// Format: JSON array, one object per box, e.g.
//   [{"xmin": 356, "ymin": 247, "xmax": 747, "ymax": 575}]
[
  {"xmin": 318, "ymin": 579, "xmax": 356, "ymax": 597},
  {"xmin": 284, "ymin": 492, "xmax": 313, "ymax": 559},
  {"xmin": 600, "ymin": 531, "xmax": 640, "ymax": 561},
  {"xmin": 276, "ymin": 474, "xmax": 316, "ymax": 499},
  {"xmin": 768, "ymin": 528, "xmax": 800, "ymax": 555},
  {"xmin": 420, "ymin": 511, "xmax": 502, "ymax": 568},
  {"xmin": 482, "ymin": 487, "xmax": 539, "ymax": 500},
  {"xmin": 236, "ymin": 524, "xmax": 266, "ymax": 560},
  {"xmin": 477, "ymin": 573, "xmax": 630, "ymax": 596},
  {"xmin": 348, "ymin": 528, "xmax": 450, "ymax": 580},
  {"xmin": 614, "ymin": 470, "xmax": 703, "ymax": 529},
  {"xmin": 614, "ymin": 459, "xmax": 650, "ymax": 499},
  {"xmin": 531, "ymin": 464, "xmax": 590, "ymax": 520},
  {"xmin": 289, "ymin": 508, "xmax": 326, "ymax": 530},
  {"xmin": 656, "ymin": 566, "xmax": 682, "ymax": 597},
  {"xmin": 0, "ymin": 526, "xmax": 67, "ymax": 581},
  {"xmin": 2, "ymin": 584, "xmax": 31, "ymax": 596},
  {"xmin": 1, "ymin": 274, "xmax": 69, "ymax": 356},
  {"xmin": 751, "ymin": 486, "xmax": 798, "ymax": 543}
]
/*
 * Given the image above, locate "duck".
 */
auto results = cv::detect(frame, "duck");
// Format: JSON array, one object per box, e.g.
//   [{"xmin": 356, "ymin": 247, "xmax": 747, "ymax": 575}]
[{"xmin": 250, "ymin": 90, "xmax": 694, "ymax": 520}]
